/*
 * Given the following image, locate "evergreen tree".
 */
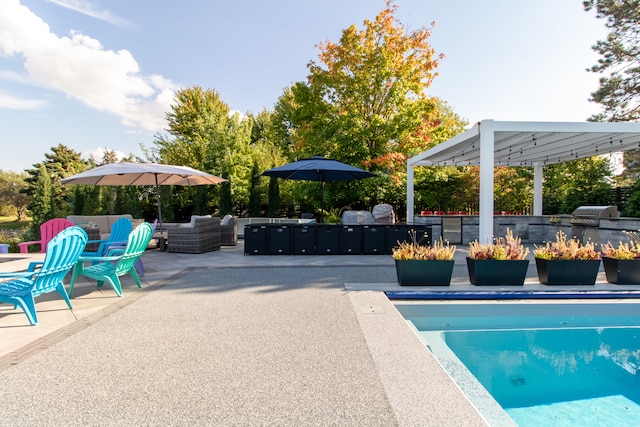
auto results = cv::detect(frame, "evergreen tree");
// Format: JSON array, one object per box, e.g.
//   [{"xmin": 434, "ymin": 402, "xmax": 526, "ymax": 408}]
[
  {"xmin": 267, "ymin": 176, "xmax": 280, "ymax": 217},
  {"xmin": 248, "ymin": 162, "xmax": 262, "ymax": 217},
  {"xmin": 28, "ymin": 164, "xmax": 54, "ymax": 239},
  {"xmin": 219, "ymin": 170, "xmax": 233, "ymax": 215}
]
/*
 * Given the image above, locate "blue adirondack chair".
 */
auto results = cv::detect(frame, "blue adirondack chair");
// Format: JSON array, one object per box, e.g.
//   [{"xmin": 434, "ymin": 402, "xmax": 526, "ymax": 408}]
[
  {"xmin": 69, "ymin": 222, "xmax": 153, "ymax": 297},
  {"xmin": 82, "ymin": 217, "xmax": 133, "ymax": 258},
  {"xmin": 0, "ymin": 226, "xmax": 88, "ymax": 325}
]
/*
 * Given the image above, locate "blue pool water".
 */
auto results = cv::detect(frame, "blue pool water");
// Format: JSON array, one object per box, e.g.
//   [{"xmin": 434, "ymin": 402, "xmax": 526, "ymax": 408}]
[{"xmin": 394, "ymin": 302, "xmax": 640, "ymax": 427}]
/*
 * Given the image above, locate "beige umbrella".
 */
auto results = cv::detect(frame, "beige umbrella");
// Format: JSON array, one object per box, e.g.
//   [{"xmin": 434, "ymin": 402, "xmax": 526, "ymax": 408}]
[{"xmin": 60, "ymin": 162, "xmax": 227, "ymax": 229}]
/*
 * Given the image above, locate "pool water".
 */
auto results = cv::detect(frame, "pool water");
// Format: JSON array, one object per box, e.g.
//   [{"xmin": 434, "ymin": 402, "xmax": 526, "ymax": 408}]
[{"xmin": 395, "ymin": 302, "xmax": 640, "ymax": 427}]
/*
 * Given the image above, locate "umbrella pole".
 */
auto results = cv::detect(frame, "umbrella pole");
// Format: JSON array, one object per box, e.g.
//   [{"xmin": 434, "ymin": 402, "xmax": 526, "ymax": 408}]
[
  {"xmin": 155, "ymin": 174, "xmax": 163, "ymax": 231},
  {"xmin": 320, "ymin": 180, "xmax": 325, "ymax": 223}
]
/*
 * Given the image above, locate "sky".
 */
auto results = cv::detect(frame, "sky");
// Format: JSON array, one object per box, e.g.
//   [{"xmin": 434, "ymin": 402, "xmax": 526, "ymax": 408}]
[{"xmin": 0, "ymin": 0, "xmax": 608, "ymax": 173}]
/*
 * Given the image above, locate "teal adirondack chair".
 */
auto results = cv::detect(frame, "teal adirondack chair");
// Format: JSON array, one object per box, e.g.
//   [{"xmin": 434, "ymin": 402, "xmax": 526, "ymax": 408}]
[
  {"xmin": 0, "ymin": 226, "xmax": 88, "ymax": 325},
  {"xmin": 82, "ymin": 217, "xmax": 133, "ymax": 258},
  {"xmin": 69, "ymin": 222, "xmax": 153, "ymax": 297}
]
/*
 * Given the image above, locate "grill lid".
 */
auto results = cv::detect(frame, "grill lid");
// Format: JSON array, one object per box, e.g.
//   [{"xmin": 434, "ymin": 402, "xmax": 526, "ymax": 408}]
[{"xmin": 571, "ymin": 206, "xmax": 620, "ymax": 219}]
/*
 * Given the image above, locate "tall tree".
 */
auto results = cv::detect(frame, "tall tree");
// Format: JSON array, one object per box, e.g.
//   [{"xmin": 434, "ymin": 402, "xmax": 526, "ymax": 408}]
[
  {"xmin": 585, "ymin": 0, "xmax": 640, "ymax": 187},
  {"xmin": 24, "ymin": 144, "xmax": 87, "ymax": 219},
  {"xmin": 274, "ymin": 0, "xmax": 466, "ymax": 212},
  {"xmin": 151, "ymin": 86, "xmax": 255, "ymax": 214},
  {"xmin": 28, "ymin": 164, "xmax": 54, "ymax": 238},
  {"xmin": 584, "ymin": 0, "xmax": 640, "ymax": 122}
]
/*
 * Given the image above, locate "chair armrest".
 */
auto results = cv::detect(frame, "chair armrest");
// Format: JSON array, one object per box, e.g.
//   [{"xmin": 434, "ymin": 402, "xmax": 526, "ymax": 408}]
[
  {"xmin": 0, "ymin": 271, "xmax": 33, "ymax": 278},
  {"xmin": 17, "ymin": 241, "xmax": 41, "ymax": 253},
  {"xmin": 77, "ymin": 255, "xmax": 121, "ymax": 263},
  {"xmin": 106, "ymin": 248, "xmax": 125, "ymax": 256},
  {"xmin": 27, "ymin": 261, "xmax": 44, "ymax": 272}
]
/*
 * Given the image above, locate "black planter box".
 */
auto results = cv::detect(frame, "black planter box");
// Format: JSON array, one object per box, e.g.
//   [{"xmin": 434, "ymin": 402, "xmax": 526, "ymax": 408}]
[
  {"xmin": 268, "ymin": 225, "xmax": 291, "ymax": 255},
  {"xmin": 363, "ymin": 225, "xmax": 386, "ymax": 254},
  {"xmin": 535, "ymin": 258, "xmax": 601, "ymax": 285},
  {"xmin": 395, "ymin": 259, "xmax": 454, "ymax": 286},
  {"xmin": 602, "ymin": 257, "xmax": 640, "ymax": 284},
  {"xmin": 466, "ymin": 257, "xmax": 529, "ymax": 286},
  {"xmin": 292, "ymin": 225, "xmax": 315, "ymax": 255},
  {"xmin": 316, "ymin": 225, "xmax": 340, "ymax": 254},
  {"xmin": 339, "ymin": 225, "xmax": 363, "ymax": 254},
  {"xmin": 244, "ymin": 225, "xmax": 268, "ymax": 255}
]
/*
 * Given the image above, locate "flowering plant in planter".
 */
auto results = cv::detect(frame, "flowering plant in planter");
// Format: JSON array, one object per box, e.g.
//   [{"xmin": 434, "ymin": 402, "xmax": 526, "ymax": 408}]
[
  {"xmin": 601, "ymin": 231, "xmax": 640, "ymax": 259},
  {"xmin": 533, "ymin": 230, "xmax": 600, "ymax": 260},
  {"xmin": 467, "ymin": 228, "xmax": 529, "ymax": 260},
  {"xmin": 392, "ymin": 231, "xmax": 456, "ymax": 260}
]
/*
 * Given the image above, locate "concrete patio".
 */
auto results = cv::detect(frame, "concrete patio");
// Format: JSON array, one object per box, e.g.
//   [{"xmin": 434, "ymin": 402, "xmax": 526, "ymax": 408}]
[{"xmin": 0, "ymin": 241, "xmax": 636, "ymax": 426}]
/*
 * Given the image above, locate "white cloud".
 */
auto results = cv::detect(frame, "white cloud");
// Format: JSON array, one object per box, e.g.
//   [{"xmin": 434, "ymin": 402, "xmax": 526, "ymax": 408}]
[
  {"xmin": 0, "ymin": 0, "xmax": 174, "ymax": 131},
  {"xmin": 45, "ymin": 0, "xmax": 134, "ymax": 27},
  {"xmin": 84, "ymin": 147, "xmax": 126, "ymax": 163},
  {"xmin": 0, "ymin": 91, "xmax": 48, "ymax": 109}
]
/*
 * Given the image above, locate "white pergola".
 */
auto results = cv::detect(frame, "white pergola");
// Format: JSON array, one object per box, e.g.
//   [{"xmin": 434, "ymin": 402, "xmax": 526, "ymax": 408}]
[{"xmin": 406, "ymin": 120, "xmax": 640, "ymax": 243}]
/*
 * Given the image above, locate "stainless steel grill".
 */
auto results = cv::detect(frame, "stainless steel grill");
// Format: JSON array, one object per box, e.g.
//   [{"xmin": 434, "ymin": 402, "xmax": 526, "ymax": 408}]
[{"xmin": 570, "ymin": 205, "xmax": 619, "ymax": 245}]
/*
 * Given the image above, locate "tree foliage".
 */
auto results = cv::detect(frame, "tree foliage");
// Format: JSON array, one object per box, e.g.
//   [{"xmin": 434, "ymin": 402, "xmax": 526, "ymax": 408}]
[
  {"xmin": 24, "ymin": 144, "xmax": 87, "ymax": 226},
  {"xmin": 273, "ymin": 0, "xmax": 466, "ymax": 214},
  {"xmin": 0, "ymin": 170, "xmax": 29, "ymax": 219},
  {"xmin": 543, "ymin": 156, "xmax": 614, "ymax": 214},
  {"xmin": 584, "ymin": 0, "xmax": 640, "ymax": 122},
  {"xmin": 151, "ymin": 86, "xmax": 262, "ymax": 215}
]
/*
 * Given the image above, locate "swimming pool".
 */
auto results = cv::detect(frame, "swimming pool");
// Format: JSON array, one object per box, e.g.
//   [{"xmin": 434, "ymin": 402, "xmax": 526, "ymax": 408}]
[{"xmin": 394, "ymin": 301, "xmax": 640, "ymax": 427}]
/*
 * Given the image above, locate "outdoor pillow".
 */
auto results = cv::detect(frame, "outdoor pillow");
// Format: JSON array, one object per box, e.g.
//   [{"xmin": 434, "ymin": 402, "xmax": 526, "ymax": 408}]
[{"xmin": 221, "ymin": 214, "xmax": 233, "ymax": 226}]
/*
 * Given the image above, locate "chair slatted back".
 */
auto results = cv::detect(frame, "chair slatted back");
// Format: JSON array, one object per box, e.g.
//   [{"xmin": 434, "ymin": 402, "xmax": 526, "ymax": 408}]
[
  {"xmin": 93, "ymin": 217, "xmax": 133, "ymax": 256},
  {"xmin": 32, "ymin": 227, "xmax": 87, "ymax": 297},
  {"xmin": 115, "ymin": 223, "xmax": 154, "ymax": 276},
  {"xmin": 41, "ymin": 218, "xmax": 75, "ymax": 252}
]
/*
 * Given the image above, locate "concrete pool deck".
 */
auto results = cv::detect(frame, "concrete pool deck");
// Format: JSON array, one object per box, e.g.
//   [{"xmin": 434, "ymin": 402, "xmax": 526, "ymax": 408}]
[{"xmin": 0, "ymin": 243, "xmax": 637, "ymax": 426}]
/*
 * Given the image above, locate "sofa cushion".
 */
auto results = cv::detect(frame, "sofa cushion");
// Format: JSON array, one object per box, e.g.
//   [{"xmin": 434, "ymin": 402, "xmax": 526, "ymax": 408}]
[
  {"xmin": 67, "ymin": 214, "xmax": 134, "ymax": 239},
  {"xmin": 221, "ymin": 214, "xmax": 233, "ymax": 226}
]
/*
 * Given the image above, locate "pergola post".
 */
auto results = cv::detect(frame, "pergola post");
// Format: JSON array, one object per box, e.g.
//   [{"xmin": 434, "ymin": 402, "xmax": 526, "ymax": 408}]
[
  {"xmin": 479, "ymin": 120, "xmax": 495, "ymax": 243},
  {"xmin": 533, "ymin": 163, "xmax": 543, "ymax": 215},
  {"xmin": 406, "ymin": 165, "xmax": 415, "ymax": 223}
]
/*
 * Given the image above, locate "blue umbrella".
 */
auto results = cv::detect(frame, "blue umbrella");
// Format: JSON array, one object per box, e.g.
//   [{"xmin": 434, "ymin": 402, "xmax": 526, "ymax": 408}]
[{"xmin": 262, "ymin": 156, "xmax": 377, "ymax": 221}]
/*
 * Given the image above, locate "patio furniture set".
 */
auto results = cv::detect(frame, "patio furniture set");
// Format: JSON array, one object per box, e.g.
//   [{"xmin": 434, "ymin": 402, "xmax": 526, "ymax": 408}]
[{"xmin": 0, "ymin": 220, "xmax": 155, "ymax": 325}]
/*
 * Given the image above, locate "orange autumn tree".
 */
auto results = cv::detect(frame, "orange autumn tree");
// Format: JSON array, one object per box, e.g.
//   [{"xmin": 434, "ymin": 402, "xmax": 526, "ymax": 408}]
[{"xmin": 273, "ymin": 0, "xmax": 466, "ymax": 212}]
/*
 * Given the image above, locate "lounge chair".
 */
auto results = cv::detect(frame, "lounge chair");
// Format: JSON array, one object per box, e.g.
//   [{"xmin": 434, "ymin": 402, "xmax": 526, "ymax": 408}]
[
  {"xmin": 69, "ymin": 222, "xmax": 153, "ymax": 297},
  {"xmin": 18, "ymin": 218, "xmax": 75, "ymax": 253},
  {"xmin": 0, "ymin": 227, "xmax": 88, "ymax": 325},
  {"xmin": 81, "ymin": 217, "xmax": 133, "ymax": 258}
]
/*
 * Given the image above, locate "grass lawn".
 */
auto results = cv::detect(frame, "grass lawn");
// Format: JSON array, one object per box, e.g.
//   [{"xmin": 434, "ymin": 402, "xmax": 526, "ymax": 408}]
[{"xmin": 0, "ymin": 216, "xmax": 30, "ymax": 231}]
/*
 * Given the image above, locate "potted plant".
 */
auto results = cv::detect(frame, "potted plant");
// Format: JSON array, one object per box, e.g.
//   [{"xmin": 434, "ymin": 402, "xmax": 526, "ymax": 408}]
[
  {"xmin": 600, "ymin": 231, "xmax": 640, "ymax": 284},
  {"xmin": 466, "ymin": 228, "xmax": 530, "ymax": 286},
  {"xmin": 392, "ymin": 231, "xmax": 456, "ymax": 286},
  {"xmin": 533, "ymin": 231, "xmax": 601, "ymax": 285}
]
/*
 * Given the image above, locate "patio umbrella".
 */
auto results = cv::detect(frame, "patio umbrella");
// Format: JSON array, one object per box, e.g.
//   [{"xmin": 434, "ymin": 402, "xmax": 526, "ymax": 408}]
[
  {"xmin": 261, "ymin": 156, "xmax": 377, "ymax": 221},
  {"xmin": 60, "ymin": 162, "xmax": 227, "ymax": 229}
]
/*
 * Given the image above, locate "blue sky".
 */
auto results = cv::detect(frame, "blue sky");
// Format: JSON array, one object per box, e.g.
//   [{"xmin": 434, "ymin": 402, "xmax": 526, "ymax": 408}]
[{"xmin": 0, "ymin": 0, "xmax": 607, "ymax": 173}]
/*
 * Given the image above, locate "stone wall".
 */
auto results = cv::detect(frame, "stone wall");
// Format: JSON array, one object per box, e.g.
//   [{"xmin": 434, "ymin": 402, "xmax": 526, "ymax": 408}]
[{"xmin": 413, "ymin": 214, "xmax": 640, "ymax": 245}]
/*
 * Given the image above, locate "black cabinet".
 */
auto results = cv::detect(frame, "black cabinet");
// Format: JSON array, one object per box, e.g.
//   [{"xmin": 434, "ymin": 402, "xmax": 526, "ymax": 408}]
[
  {"xmin": 244, "ymin": 225, "xmax": 268, "ymax": 255},
  {"xmin": 362, "ymin": 225, "xmax": 386, "ymax": 254},
  {"xmin": 316, "ymin": 225, "xmax": 340, "ymax": 254},
  {"xmin": 292, "ymin": 225, "xmax": 315, "ymax": 254},
  {"xmin": 339, "ymin": 225, "xmax": 363, "ymax": 254},
  {"xmin": 268, "ymin": 225, "xmax": 291, "ymax": 255}
]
